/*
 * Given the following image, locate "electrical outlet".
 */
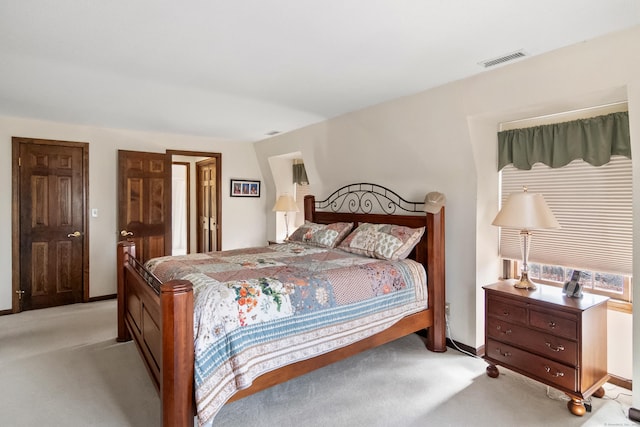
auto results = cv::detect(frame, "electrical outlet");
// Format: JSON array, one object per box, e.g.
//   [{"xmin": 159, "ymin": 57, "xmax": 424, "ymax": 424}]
[{"xmin": 445, "ymin": 302, "xmax": 450, "ymax": 316}]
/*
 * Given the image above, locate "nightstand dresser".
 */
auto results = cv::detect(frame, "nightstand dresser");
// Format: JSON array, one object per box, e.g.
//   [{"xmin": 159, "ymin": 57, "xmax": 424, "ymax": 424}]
[{"xmin": 483, "ymin": 280, "xmax": 609, "ymax": 416}]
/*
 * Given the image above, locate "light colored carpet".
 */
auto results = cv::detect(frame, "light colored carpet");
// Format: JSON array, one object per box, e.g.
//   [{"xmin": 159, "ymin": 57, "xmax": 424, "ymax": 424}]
[{"xmin": 0, "ymin": 300, "xmax": 633, "ymax": 426}]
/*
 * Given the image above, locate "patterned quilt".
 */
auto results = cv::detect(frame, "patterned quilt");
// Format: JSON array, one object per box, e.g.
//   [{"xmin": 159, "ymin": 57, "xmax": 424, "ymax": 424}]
[{"xmin": 145, "ymin": 242, "xmax": 428, "ymax": 426}]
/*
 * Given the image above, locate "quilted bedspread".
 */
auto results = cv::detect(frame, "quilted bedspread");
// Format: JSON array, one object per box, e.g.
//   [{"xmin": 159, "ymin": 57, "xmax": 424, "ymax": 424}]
[{"xmin": 145, "ymin": 242, "xmax": 428, "ymax": 426}]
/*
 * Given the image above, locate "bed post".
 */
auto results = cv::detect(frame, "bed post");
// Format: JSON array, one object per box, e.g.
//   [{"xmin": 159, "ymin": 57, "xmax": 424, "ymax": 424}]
[
  {"xmin": 426, "ymin": 208, "xmax": 446, "ymax": 352},
  {"xmin": 116, "ymin": 241, "xmax": 134, "ymax": 342},
  {"xmin": 160, "ymin": 280, "xmax": 195, "ymax": 427},
  {"xmin": 304, "ymin": 194, "xmax": 315, "ymax": 222}
]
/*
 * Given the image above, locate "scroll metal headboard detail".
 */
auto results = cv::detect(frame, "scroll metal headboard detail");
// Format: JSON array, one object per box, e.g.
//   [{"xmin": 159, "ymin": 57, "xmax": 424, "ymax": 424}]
[{"xmin": 315, "ymin": 183, "xmax": 423, "ymax": 215}]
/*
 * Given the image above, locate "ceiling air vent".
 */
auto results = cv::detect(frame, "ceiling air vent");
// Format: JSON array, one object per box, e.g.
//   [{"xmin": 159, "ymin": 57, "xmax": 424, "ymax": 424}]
[{"xmin": 479, "ymin": 50, "xmax": 527, "ymax": 68}]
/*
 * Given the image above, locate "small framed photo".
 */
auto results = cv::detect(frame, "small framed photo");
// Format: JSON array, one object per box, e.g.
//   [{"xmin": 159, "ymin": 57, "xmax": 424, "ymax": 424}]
[{"xmin": 230, "ymin": 179, "xmax": 260, "ymax": 197}]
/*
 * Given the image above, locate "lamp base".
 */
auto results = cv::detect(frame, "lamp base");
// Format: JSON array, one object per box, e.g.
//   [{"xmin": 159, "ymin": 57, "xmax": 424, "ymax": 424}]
[{"xmin": 513, "ymin": 272, "xmax": 537, "ymax": 290}]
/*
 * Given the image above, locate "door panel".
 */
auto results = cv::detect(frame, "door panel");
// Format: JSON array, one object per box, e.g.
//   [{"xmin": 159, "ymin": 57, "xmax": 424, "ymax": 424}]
[
  {"xmin": 18, "ymin": 140, "xmax": 86, "ymax": 310},
  {"xmin": 196, "ymin": 158, "xmax": 217, "ymax": 252},
  {"xmin": 118, "ymin": 150, "xmax": 172, "ymax": 263}
]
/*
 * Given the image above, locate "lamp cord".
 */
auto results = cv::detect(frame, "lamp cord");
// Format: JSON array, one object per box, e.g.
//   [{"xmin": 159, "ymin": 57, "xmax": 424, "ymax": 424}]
[{"xmin": 445, "ymin": 313, "xmax": 480, "ymax": 359}]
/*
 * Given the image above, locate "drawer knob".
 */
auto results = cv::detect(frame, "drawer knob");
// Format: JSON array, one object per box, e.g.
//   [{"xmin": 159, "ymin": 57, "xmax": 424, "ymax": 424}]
[
  {"xmin": 502, "ymin": 310, "xmax": 510, "ymax": 316},
  {"xmin": 496, "ymin": 325, "xmax": 512, "ymax": 335},
  {"xmin": 544, "ymin": 366, "xmax": 565, "ymax": 378},
  {"xmin": 545, "ymin": 342, "xmax": 565, "ymax": 352},
  {"xmin": 548, "ymin": 321, "xmax": 557, "ymax": 329},
  {"xmin": 496, "ymin": 348, "xmax": 511, "ymax": 357}
]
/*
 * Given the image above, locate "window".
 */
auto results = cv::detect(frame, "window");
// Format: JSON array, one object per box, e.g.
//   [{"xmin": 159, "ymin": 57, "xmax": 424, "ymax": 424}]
[
  {"xmin": 498, "ymin": 104, "xmax": 632, "ymax": 304},
  {"xmin": 510, "ymin": 262, "xmax": 632, "ymax": 303},
  {"xmin": 292, "ymin": 160, "xmax": 311, "ymax": 229}
]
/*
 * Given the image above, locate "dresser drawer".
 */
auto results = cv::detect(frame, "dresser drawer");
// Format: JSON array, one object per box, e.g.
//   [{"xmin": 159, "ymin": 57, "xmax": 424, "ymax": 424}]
[
  {"xmin": 486, "ymin": 339, "xmax": 577, "ymax": 391},
  {"xmin": 486, "ymin": 317, "xmax": 578, "ymax": 366},
  {"xmin": 529, "ymin": 309, "xmax": 577, "ymax": 340},
  {"xmin": 486, "ymin": 296, "xmax": 527, "ymax": 325}
]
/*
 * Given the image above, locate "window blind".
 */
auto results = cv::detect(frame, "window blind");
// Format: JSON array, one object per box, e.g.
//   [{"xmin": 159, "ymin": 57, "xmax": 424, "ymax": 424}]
[{"xmin": 500, "ymin": 155, "xmax": 632, "ymax": 276}]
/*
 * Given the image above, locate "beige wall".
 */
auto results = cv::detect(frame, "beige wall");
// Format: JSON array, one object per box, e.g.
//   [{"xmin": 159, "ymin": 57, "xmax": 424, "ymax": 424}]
[
  {"xmin": 0, "ymin": 117, "xmax": 266, "ymax": 309},
  {"xmin": 255, "ymin": 26, "xmax": 640, "ymax": 382}
]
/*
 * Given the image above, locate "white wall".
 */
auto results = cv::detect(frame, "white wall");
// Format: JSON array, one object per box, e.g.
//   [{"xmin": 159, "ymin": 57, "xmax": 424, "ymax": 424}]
[
  {"xmin": 629, "ymin": 76, "xmax": 640, "ymax": 408},
  {"xmin": 268, "ymin": 155, "xmax": 294, "ymax": 242},
  {"xmin": 254, "ymin": 26, "xmax": 640, "ymax": 382},
  {"xmin": 0, "ymin": 117, "xmax": 265, "ymax": 309}
]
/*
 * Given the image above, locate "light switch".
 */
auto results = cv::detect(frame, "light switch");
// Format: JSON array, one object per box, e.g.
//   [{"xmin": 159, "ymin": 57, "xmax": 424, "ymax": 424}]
[{"xmin": 91, "ymin": 208, "xmax": 98, "ymax": 218}]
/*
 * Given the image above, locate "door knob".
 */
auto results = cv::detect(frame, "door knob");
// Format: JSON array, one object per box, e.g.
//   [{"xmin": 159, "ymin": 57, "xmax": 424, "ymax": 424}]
[
  {"xmin": 120, "ymin": 230, "xmax": 134, "ymax": 237},
  {"xmin": 67, "ymin": 231, "xmax": 82, "ymax": 238}
]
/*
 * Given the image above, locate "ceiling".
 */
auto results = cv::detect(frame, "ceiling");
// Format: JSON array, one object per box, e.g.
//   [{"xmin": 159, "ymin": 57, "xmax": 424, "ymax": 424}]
[{"xmin": 1, "ymin": 1, "xmax": 639, "ymax": 141}]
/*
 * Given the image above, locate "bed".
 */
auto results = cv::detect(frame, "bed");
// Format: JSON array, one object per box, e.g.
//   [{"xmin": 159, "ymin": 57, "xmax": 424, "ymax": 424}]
[{"xmin": 116, "ymin": 183, "xmax": 446, "ymax": 426}]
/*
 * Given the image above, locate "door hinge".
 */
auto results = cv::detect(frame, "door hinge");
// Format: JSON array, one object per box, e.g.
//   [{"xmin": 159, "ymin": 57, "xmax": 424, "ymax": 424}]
[
  {"xmin": 18, "ymin": 157, "xmax": 21, "ymax": 167},
  {"xmin": 16, "ymin": 289, "xmax": 25, "ymax": 300}
]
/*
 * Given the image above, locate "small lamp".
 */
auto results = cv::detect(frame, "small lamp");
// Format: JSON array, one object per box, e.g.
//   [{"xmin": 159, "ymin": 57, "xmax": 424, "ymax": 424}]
[
  {"xmin": 492, "ymin": 187, "xmax": 560, "ymax": 290},
  {"xmin": 272, "ymin": 194, "xmax": 299, "ymax": 240}
]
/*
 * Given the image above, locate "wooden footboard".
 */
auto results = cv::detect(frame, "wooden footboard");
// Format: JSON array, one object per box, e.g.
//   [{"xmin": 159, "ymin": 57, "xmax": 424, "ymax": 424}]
[{"xmin": 117, "ymin": 241, "xmax": 195, "ymax": 427}]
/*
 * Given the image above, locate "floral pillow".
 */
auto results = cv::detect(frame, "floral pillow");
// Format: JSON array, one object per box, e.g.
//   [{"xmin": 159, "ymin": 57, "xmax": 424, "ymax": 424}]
[
  {"xmin": 287, "ymin": 221, "xmax": 354, "ymax": 248},
  {"xmin": 337, "ymin": 223, "xmax": 425, "ymax": 260}
]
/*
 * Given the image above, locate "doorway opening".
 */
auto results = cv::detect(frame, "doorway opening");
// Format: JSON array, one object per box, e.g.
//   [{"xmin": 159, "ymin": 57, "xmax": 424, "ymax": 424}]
[
  {"xmin": 171, "ymin": 162, "xmax": 190, "ymax": 255},
  {"xmin": 167, "ymin": 150, "xmax": 222, "ymax": 254}
]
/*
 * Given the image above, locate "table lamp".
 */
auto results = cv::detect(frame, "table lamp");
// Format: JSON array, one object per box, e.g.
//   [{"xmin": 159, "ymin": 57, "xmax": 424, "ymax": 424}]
[
  {"xmin": 492, "ymin": 187, "xmax": 560, "ymax": 290},
  {"xmin": 272, "ymin": 194, "xmax": 299, "ymax": 239}
]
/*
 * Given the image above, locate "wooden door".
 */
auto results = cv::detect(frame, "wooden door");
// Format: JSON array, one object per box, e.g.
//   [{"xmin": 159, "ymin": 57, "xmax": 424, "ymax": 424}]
[
  {"xmin": 118, "ymin": 150, "xmax": 172, "ymax": 263},
  {"xmin": 196, "ymin": 158, "xmax": 218, "ymax": 252},
  {"xmin": 14, "ymin": 138, "xmax": 88, "ymax": 311}
]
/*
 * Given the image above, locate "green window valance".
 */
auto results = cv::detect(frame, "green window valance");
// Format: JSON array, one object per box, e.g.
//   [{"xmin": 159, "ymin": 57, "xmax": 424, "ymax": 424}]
[{"xmin": 498, "ymin": 111, "xmax": 631, "ymax": 171}]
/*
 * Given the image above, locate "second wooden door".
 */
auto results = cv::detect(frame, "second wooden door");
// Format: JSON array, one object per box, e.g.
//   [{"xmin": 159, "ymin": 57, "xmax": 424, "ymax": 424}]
[{"xmin": 118, "ymin": 150, "xmax": 172, "ymax": 263}]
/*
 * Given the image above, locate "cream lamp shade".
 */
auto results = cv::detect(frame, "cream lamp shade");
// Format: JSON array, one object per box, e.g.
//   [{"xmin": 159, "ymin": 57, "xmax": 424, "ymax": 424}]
[
  {"xmin": 492, "ymin": 188, "xmax": 560, "ymax": 290},
  {"xmin": 272, "ymin": 194, "xmax": 299, "ymax": 213},
  {"xmin": 492, "ymin": 191, "xmax": 560, "ymax": 230}
]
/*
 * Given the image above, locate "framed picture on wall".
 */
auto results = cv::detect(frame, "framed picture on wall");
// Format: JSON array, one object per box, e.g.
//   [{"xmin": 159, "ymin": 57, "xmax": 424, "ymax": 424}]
[{"xmin": 230, "ymin": 179, "xmax": 260, "ymax": 197}]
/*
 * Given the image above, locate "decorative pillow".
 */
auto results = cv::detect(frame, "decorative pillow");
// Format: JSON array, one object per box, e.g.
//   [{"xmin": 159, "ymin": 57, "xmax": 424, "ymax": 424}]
[
  {"xmin": 286, "ymin": 221, "xmax": 354, "ymax": 248},
  {"xmin": 337, "ymin": 223, "xmax": 425, "ymax": 260}
]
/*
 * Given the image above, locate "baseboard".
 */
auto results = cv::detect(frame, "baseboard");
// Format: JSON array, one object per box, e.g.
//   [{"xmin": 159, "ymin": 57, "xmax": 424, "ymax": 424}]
[
  {"xmin": 2, "ymin": 295, "xmax": 116, "ymax": 315},
  {"xmin": 608, "ymin": 373, "xmax": 632, "ymax": 390},
  {"xmin": 446, "ymin": 338, "xmax": 483, "ymax": 356},
  {"xmin": 88, "ymin": 294, "xmax": 117, "ymax": 302}
]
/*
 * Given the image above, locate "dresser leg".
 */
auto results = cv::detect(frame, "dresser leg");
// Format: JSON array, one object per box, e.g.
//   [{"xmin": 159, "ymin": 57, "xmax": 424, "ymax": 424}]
[
  {"xmin": 592, "ymin": 386, "xmax": 605, "ymax": 398},
  {"xmin": 567, "ymin": 398, "xmax": 586, "ymax": 416},
  {"xmin": 486, "ymin": 364, "xmax": 499, "ymax": 378}
]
